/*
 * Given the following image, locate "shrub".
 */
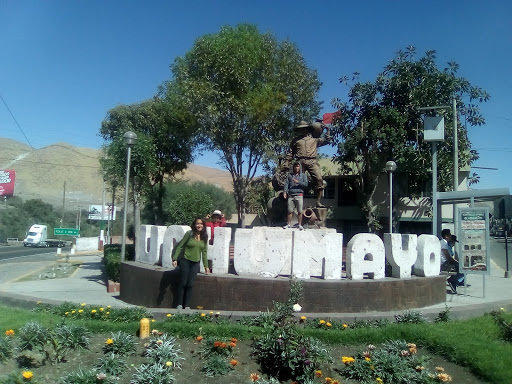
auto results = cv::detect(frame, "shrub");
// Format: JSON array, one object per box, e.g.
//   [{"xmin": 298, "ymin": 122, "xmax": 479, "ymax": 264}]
[
  {"xmin": 102, "ymin": 331, "xmax": 137, "ymax": 356},
  {"xmin": 94, "ymin": 353, "xmax": 127, "ymax": 377},
  {"xmin": 143, "ymin": 334, "xmax": 184, "ymax": 369},
  {"xmin": 0, "ymin": 334, "xmax": 15, "ymax": 362},
  {"xmin": 58, "ymin": 367, "xmax": 118, "ymax": 384},
  {"xmin": 131, "ymin": 363, "xmax": 175, "ymax": 384},
  {"xmin": 394, "ymin": 310, "xmax": 426, "ymax": 324}
]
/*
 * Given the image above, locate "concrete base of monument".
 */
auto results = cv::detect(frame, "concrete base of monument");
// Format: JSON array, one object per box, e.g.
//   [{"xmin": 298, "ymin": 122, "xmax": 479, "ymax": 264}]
[{"xmin": 119, "ymin": 261, "xmax": 447, "ymax": 313}]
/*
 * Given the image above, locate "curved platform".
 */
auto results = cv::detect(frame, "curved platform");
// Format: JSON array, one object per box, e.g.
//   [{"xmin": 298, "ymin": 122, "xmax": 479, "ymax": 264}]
[{"xmin": 120, "ymin": 262, "xmax": 447, "ymax": 313}]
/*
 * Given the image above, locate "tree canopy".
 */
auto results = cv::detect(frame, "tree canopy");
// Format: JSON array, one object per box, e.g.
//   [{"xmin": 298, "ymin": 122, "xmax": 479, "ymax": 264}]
[
  {"xmin": 331, "ymin": 46, "xmax": 490, "ymax": 231},
  {"xmin": 170, "ymin": 24, "xmax": 322, "ymax": 225},
  {"xmin": 99, "ymin": 93, "xmax": 198, "ymax": 225}
]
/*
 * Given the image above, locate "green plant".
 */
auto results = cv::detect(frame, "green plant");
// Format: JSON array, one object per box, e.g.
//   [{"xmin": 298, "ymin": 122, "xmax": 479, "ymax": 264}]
[
  {"xmin": 340, "ymin": 340, "xmax": 453, "ymax": 384},
  {"xmin": 394, "ymin": 310, "xmax": 427, "ymax": 324},
  {"xmin": 0, "ymin": 334, "xmax": 15, "ymax": 362},
  {"xmin": 489, "ymin": 308, "xmax": 512, "ymax": 342},
  {"xmin": 102, "ymin": 331, "xmax": 137, "ymax": 356},
  {"xmin": 201, "ymin": 354, "xmax": 234, "ymax": 377},
  {"xmin": 143, "ymin": 334, "xmax": 184, "ymax": 369},
  {"xmin": 130, "ymin": 363, "xmax": 175, "ymax": 384},
  {"xmin": 251, "ymin": 278, "xmax": 331, "ymax": 383},
  {"xmin": 16, "ymin": 322, "xmax": 90, "ymax": 364},
  {"xmin": 94, "ymin": 352, "xmax": 127, "ymax": 376},
  {"xmin": 0, "ymin": 370, "xmax": 39, "ymax": 384},
  {"xmin": 34, "ymin": 302, "xmax": 152, "ymax": 323},
  {"xmin": 58, "ymin": 367, "xmax": 117, "ymax": 384},
  {"xmin": 434, "ymin": 305, "xmax": 452, "ymax": 323}
]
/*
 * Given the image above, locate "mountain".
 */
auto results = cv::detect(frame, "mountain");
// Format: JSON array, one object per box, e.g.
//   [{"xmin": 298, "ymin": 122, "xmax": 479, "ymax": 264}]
[{"xmin": 0, "ymin": 138, "xmax": 233, "ymax": 209}]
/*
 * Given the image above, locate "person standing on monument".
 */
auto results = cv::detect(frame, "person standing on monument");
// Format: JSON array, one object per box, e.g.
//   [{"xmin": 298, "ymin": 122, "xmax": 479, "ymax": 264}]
[
  {"xmin": 283, "ymin": 161, "xmax": 308, "ymax": 230},
  {"xmin": 283, "ymin": 120, "xmax": 331, "ymax": 208},
  {"xmin": 172, "ymin": 217, "xmax": 210, "ymax": 309}
]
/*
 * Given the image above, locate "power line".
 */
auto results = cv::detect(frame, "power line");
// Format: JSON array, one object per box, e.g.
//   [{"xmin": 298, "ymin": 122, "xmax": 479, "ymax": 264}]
[
  {"xmin": 0, "ymin": 94, "xmax": 46, "ymax": 165},
  {"xmin": 0, "ymin": 156, "xmax": 101, "ymax": 169}
]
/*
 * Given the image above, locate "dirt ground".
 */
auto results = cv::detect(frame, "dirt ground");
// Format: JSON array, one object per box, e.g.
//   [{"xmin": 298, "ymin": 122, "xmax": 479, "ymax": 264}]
[{"xmin": 0, "ymin": 333, "xmax": 489, "ymax": 384}]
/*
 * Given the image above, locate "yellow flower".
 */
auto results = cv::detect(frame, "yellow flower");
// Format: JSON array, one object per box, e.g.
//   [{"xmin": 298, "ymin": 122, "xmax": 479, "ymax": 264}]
[
  {"xmin": 165, "ymin": 361, "xmax": 172, "ymax": 367},
  {"xmin": 216, "ymin": 311, "xmax": 220, "ymax": 315},
  {"xmin": 91, "ymin": 309, "xmax": 97, "ymax": 314},
  {"xmin": 197, "ymin": 305, "xmax": 203, "ymax": 310},
  {"xmin": 151, "ymin": 319, "xmax": 155, "ymax": 322},
  {"xmin": 326, "ymin": 322, "xmax": 332, "ymax": 327},
  {"xmin": 65, "ymin": 312, "xmax": 69, "ymax": 315},
  {"xmin": 325, "ymin": 378, "xmax": 333, "ymax": 383},
  {"xmin": 210, "ymin": 311, "xmax": 214, "ymax": 315},
  {"xmin": 314, "ymin": 370, "xmax": 322, "ymax": 377},
  {"xmin": 300, "ymin": 316, "xmax": 307, "ymax": 321},
  {"xmin": 105, "ymin": 338, "xmax": 114, "ymax": 344},
  {"xmin": 5, "ymin": 329, "xmax": 14, "ymax": 336},
  {"xmin": 341, "ymin": 356, "xmax": 355, "ymax": 364},
  {"xmin": 166, "ymin": 313, "xmax": 172, "ymax": 318},
  {"xmin": 376, "ymin": 378, "xmax": 383, "ymax": 383},
  {"xmin": 342, "ymin": 323, "xmax": 348, "ymax": 328},
  {"xmin": 107, "ymin": 305, "xmax": 111, "ymax": 308},
  {"xmin": 78, "ymin": 309, "xmax": 83, "ymax": 313},
  {"xmin": 319, "ymin": 319, "xmax": 326, "ymax": 324},
  {"xmin": 106, "ymin": 312, "xmax": 110, "ymax": 315},
  {"xmin": 365, "ymin": 357, "xmax": 371, "ymax": 361},
  {"xmin": 22, "ymin": 371, "xmax": 33, "ymax": 379},
  {"xmin": 500, "ymin": 307, "xmax": 505, "ymax": 312},
  {"xmin": 71, "ymin": 310, "xmax": 76, "ymax": 314},
  {"xmin": 80, "ymin": 303, "xmax": 86, "ymax": 306},
  {"xmin": 99, "ymin": 307, "xmax": 104, "ymax": 311},
  {"xmin": 201, "ymin": 313, "xmax": 206, "ymax": 317},
  {"xmin": 436, "ymin": 366, "xmax": 445, "ymax": 373},
  {"xmin": 36, "ymin": 301, "xmax": 41, "ymax": 304}
]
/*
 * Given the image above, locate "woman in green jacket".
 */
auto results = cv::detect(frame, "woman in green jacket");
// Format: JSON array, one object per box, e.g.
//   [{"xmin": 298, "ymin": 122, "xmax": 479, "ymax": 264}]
[{"xmin": 172, "ymin": 217, "xmax": 210, "ymax": 309}]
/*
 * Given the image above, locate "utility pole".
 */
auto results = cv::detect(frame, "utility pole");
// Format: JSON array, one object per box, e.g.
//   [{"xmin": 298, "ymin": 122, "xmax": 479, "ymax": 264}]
[
  {"xmin": 452, "ymin": 98, "xmax": 459, "ymax": 238},
  {"xmin": 60, "ymin": 181, "xmax": 66, "ymax": 228}
]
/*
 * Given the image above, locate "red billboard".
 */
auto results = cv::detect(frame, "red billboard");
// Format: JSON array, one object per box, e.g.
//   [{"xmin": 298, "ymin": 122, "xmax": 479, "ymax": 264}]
[{"xmin": 0, "ymin": 170, "xmax": 16, "ymax": 196}]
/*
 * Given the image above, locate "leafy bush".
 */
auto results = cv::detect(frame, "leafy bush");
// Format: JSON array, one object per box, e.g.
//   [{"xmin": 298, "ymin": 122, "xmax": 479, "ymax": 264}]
[
  {"xmin": 17, "ymin": 322, "xmax": 90, "ymax": 364},
  {"xmin": 58, "ymin": 367, "xmax": 118, "ymax": 384},
  {"xmin": 143, "ymin": 334, "xmax": 184, "ymax": 369},
  {"xmin": 131, "ymin": 363, "xmax": 175, "ymax": 384},
  {"xmin": 94, "ymin": 353, "xmax": 127, "ymax": 376},
  {"xmin": 340, "ymin": 340, "xmax": 453, "ymax": 384},
  {"xmin": 0, "ymin": 334, "xmax": 15, "ymax": 362},
  {"xmin": 102, "ymin": 331, "xmax": 137, "ymax": 356},
  {"xmin": 394, "ymin": 310, "xmax": 426, "ymax": 324},
  {"xmin": 489, "ymin": 308, "xmax": 512, "ymax": 342}
]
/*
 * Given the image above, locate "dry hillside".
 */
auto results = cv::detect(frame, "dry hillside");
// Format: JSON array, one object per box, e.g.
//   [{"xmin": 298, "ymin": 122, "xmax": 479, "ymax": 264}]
[{"xmin": 0, "ymin": 138, "xmax": 233, "ymax": 208}]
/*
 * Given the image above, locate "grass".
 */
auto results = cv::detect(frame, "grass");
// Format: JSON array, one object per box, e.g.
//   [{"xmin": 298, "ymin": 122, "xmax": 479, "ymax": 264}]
[{"xmin": 1, "ymin": 304, "xmax": 512, "ymax": 383}]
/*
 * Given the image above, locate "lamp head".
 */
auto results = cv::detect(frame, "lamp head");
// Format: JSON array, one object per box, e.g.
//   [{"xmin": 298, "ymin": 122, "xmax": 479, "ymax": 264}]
[
  {"xmin": 385, "ymin": 161, "xmax": 397, "ymax": 172},
  {"xmin": 123, "ymin": 131, "xmax": 137, "ymax": 147}
]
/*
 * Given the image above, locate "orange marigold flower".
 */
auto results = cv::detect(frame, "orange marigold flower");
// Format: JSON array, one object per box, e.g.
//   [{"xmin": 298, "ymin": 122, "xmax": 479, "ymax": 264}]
[
  {"xmin": 229, "ymin": 342, "xmax": 236, "ymax": 348},
  {"xmin": 332, "ymin": 381, "xmax": 340, "ymax": 384},
  {"xmin": 230, "ymin": 359, "xmax": 238, "ymax": 366},
  {"xmin": 250, "ymin": 372, "xmax": 260, "ymax": 381},
  {"xmin": 315, "ymin": 370, "xmax": 322, "ymax": 377},
  {"xmin": 325, "ymin": 378, "xmax": 333, "ymax": 383},
  {"xmin": 195, "ymin": 335, "xmax": 203, "ymax": 342},
  {"xmin": 220, "ymin": 342, "xmax": 227, "ymax": 348},
  {"xmin": 4, "ymin": 329, "xmax": 14, "ymax": 336},
  {"xmin": 213, "ymin": 341, "xmax": 221, "ymax": 347},
  {"xmin": 231, "ymin": 337, "xmax": 238, "ymax": 343}
]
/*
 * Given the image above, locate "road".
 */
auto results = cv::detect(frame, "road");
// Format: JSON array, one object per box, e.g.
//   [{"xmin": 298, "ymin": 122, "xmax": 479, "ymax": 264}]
[{"xmin": 0, "ymin": 244, "xmax": 71, "ymax": 264}]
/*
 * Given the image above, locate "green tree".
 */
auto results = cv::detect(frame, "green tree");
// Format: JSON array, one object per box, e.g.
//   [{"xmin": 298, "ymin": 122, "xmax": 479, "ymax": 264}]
[
  {"xmin": 99, "ymin": 94, "xmax": 198, "ymax": 226},
  {"xmin": 171, "ymin": 24, "xmax": 321, "ymax": 226},
  {"xmin": 166, "ymin": 189, "xmax": 213, "ymax": 226},
  {"xmin": 331, "ymin": 47, "xmax": 489, "ymax": 231}
]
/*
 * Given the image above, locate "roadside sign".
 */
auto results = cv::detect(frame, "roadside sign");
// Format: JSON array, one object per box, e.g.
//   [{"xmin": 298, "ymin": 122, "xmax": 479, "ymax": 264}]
[
  {"xmin": 457, "ymin": 207, "xmax": 490, "ymax": 274},
  {"xmin": 54, "ymin": 228, "xmax": 80, "ymax": 236},
  {"xmin": 88, "ymin": 204, "xmax": 116, "ymax": 220}
]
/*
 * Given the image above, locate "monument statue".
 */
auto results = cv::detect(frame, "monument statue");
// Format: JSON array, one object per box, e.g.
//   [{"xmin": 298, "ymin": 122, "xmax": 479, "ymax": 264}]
[{"xmin": 282, "ymin": 120, "xmax": 332, "ymax": 208}]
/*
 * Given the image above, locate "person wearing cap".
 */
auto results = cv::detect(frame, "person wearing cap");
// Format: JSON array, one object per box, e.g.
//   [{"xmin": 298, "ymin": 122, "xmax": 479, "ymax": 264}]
[
  {"xmin": 282, "ymin": 120, "xmax": 331, "ymax": 208},
  {"xmin": 205, "ymin": 209, "xmax": 226, "ymax": 245}
]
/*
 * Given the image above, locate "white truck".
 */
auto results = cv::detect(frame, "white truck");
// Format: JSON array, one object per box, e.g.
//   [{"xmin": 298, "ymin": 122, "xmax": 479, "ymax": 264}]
[{"xmin": 23, "ymin": 224, "xmax": 66, "ymax": 247}]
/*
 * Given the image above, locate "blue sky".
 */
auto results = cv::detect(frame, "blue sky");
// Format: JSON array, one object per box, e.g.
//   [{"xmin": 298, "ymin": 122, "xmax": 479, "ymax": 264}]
[{"xmin": 1, "ymin": 0, "xmax": 511, "ymax": 192}]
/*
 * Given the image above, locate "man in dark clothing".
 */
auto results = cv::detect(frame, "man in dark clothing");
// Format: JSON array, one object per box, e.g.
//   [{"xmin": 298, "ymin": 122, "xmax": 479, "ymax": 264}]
[{"xmin": 283, "ymin": 161, "xmax": 308, "ymax": 230}]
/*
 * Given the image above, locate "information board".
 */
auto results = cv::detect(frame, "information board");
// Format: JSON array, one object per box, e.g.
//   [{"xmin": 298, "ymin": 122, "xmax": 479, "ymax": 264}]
[{"xmin": 457, "ymin": 207, "xmax": 490, "ymax": 274}]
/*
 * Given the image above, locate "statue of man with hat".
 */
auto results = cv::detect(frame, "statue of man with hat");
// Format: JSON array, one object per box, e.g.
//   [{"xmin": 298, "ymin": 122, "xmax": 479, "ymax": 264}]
[{"xmin": 281, "ymin": 120, "xmax": 332, "ymax": 208}]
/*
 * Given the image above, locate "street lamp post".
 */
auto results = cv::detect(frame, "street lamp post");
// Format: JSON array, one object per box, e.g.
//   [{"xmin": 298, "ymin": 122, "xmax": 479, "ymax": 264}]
[
  {"xmin": 121, "ymin": 131, "xmax": 137, "ymax": 262},
  {"xmin": 385, "ymin": 161, "xmax": 397, "ymax": 233}
]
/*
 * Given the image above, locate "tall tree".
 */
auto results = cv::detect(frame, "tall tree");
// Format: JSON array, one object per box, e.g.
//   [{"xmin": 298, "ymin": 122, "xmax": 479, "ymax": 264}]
[
  {"xmin": 331, "ymin": 47, "xmax": 489, "ymax": 232},
  {"xmin": 171, "ymin": 24, "xmax": 321, "ymax": 226},
  {"xmin": 99, "ymin": 93, "xmax": 198, "ymax": 225}
]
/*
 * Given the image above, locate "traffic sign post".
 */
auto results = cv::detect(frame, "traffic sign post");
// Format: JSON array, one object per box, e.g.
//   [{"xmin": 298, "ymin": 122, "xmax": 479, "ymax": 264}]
[{"xmin": 54, "ymin": 228, "xmax": 80, "ymax": 236}]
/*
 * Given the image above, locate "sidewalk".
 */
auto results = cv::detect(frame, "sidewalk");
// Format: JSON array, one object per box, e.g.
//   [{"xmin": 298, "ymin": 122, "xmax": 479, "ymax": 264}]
[{"xmin": 0, "ymin": 252, "xmax": 511, "ymax": 320}]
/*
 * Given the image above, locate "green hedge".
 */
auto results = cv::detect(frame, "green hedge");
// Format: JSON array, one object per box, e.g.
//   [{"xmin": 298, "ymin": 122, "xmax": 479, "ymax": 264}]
[{"xmin": 103, "ymin": 244, "xmax": 134, "ymax": 282}]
